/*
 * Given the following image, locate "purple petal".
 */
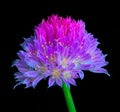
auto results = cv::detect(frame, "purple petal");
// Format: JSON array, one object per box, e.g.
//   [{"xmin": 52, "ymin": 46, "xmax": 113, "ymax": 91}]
[
  {"xmin": 80, "ymin": 53, "xmax": 91, "ymax": 62},
  {"xmin": 93, "ymin": 61, "xmax": 108, "ymax": 67},
  {"xmin": 14, "ymin": 72, "xmax": 22, "ymax": 77},
  {"xmin": 22, "ymin": 78, "xmax": 33, "ymax": 88},
  {"xmin": 13, "ymin": 82, "xmax": 22, "ymax": 89},
  {"xmin": 20, "ymin": 37, "xmax": 35, "ymax": 51},
  {"xmin": 32, "ymin": 76, "xmax": 43, "ymax": 88},
  {"xmin": 24, "ymin": 71, "xmax": 39, "ymax": 78},
  {"xmin": 44, "ymin": 71, "xmax": 51, "ymax": 78},
  {"xmin": 23, "ymin": 78, "xmax": 30, "ymax": 84},
  {"xmin": 72, "ymin": 73, "xmax": 79, "ymax": 79},
  {"xmin": 69, "ymin": 79, "xmax": 76, "ymax": 86},
  {"xmin": 25, "ymin": 82, "xmax": 32, "ymax": 88},
  {"xmin": 78, "ymin": 70, "xmax": 84, "ymax": 79},
  {"xmin": 48, "ymin": 77, "xmax": 55, "ymax": 87},
  {"xmin": 17, "ymin": 51, "xmax": 27, "ymax": 59},
  {"xmin": 20, "ymin": 40, "xmax": 28, "ymax": 51},
  {"xmin": 56, "ymin": 79, "xmax": 62, "ymax": 87},
  {"xmin": 71, "ymin": 70, "xmax": 79, "ymax": 79},
  {"xmin": 14, "ymin": 72, "xmax": 26, "ymax": 81},
  {"xmin": 18, "ymin": 67, "xmax": 29, "ymax": 73},
  {"xmin": 14, "ymin": 60, "xmax": 29, "ymax": 73},
  {"xmin": 90, "ymin": 67, "xmax": 110, "ymax": 76},
  {"xmin": 24, "ymin": 57, "xmax": 39, "ymax": 68},
  {"xmin": 25, "ymin": 83, "xmax": 32, "ymax": 88},
  {"xmin": 80, "ymin": 64, "xmax": 91, "ymax": 70}
]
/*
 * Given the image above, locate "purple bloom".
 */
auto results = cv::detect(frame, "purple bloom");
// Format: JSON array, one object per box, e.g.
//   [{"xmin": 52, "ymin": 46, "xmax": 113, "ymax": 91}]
[{"xmin": 13, "ymin": 15, "xmax": 109, "ymax": 88}]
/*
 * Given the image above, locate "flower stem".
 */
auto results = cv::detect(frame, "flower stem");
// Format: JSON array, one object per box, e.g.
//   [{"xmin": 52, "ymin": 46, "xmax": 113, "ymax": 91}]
[{"xmin": 62, "ymin": 82, "xmax": 76, "ymax": 112}]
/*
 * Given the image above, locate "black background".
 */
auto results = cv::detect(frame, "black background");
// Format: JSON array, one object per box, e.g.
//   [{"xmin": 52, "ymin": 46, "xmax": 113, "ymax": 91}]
[{"xmin": 1, "ymin": 0, "xmax": 119, "ymax": 112}]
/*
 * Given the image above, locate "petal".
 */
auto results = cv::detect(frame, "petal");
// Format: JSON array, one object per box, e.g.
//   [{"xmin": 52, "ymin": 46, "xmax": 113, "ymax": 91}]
[
  {"xmin": 25, "ymin": 83, "xmax": 32, "ymax": 88},
  {"xmin": 72, "ymin": 73, "xmax": 79, "ymax": 79},
  {"xmin": 23, "ymin": 78, "xmax": 33, "ymax": 88},
  {"xmin": 44, "ymin": 71, "xmax": 51, "ymax": 78},
  {"xmin": 48, "ymin": 77, "xmax": 55, "ymax": 87},
  {"xmin": 18, "ymin": 67, "xmax": 29, "ymax": 73},
  {"xmin": 23, "ymin": 78, "xmax": 30, "ymax": 84},
  {"xmin": 80, "ymin": 64, "xmax": 91, "ymax": 70},
  {"xmin": 90, "ymin": 67, "xmax": 110, "ymax": 76},
  {"xmin": 56, "ymin": 79, "xmax": 62, "ymax": 87},
  {"xmin": 14, "ymin": 60, "xmax": 29, "ymax": 73},
  {"xmin": 12, "ymin": 59, "xmax": 22, "ymax": 66},
  {"xmin": 20, "ymin": 40, "xmax": 28, "ymax": 51},
  {"xmin": 25, "ymin": 81, "xmax": 32, "ymax": 88},
  {"xmin": 78, "ymin": 70, "xmax": 84, "ymax": 79},
  {"xmin": 93, "ymin": 61, "xmax": 108, "ymax": 67},
  {"xmin": 20, "ymin": 37, "xmax": 35, "ymax": 51},
  {"xmin": 17, "ymin": 50, "xmax": 27, "ymax": 59},
  {"xmin": 14, "ymin": 72, "xmax": 22, "ymax": 77},
  {"xmin": 24, "ymin": 71, "xmax": 39, "ymax": 78},
  {"xmin": 24, "ymin": 57, "xmax": 39, "ymax": 68},
  {"xmin": 69, "ymin": 79, "xmax": 76, "ymax": 86},
  {"xmin": 32, "ymin": 76, "xmax": 43, "ymax": 88},
  {"xmin": 13, "ymin": 82, "xmax": 22, "ymax": 89},
  {"xmin": 14, "ymin": 72, "xmax": 26, "ymax": 81}
]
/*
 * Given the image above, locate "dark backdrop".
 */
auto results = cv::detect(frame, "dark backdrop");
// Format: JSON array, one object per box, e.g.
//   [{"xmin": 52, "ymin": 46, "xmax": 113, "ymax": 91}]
[{"xmin": 1, "ymin": 0, "xmax": 118, "ymax": 112}]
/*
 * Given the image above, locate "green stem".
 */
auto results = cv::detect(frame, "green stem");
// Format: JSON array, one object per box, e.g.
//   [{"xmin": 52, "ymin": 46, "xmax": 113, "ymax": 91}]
[{"xmin": 62, "ymin": 82, "xmax": 76, "ymax": 112}]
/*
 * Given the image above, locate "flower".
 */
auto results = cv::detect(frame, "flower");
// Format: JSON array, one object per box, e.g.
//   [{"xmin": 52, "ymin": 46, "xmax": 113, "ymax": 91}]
[{"xmin": 13, "ymin": 15, "xmax": 109, "ymax": 88}]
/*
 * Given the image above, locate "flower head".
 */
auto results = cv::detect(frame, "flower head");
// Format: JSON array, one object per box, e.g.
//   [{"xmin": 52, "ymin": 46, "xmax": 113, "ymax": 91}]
[{"xmin": 13, "ymin": 15, "xmax": 109, "ymax": 88}]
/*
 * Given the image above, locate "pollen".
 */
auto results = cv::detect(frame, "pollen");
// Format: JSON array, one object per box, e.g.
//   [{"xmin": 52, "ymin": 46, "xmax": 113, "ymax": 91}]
[
  {"xmin": 63, "ymin": 71, "xmax": 71, "ymax": 79},
  {"xmin": 35, "ymin": 65, "xmax": 47, "ymax": 73},
  {"xmin": 52, "ymin": 69, "xmax": 60, "ymax": 78},
  {"xmin": 61, "ymin": 58, "xmax": 68, "ymax": 68}
]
